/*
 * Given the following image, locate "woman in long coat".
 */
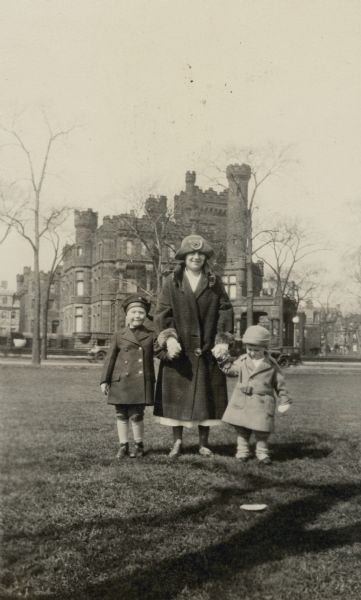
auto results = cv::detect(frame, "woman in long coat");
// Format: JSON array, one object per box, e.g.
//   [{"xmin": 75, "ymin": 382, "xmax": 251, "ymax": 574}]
[{"xmin": 154, "ymin": 234, "xmax": 234, "ymax": 457}]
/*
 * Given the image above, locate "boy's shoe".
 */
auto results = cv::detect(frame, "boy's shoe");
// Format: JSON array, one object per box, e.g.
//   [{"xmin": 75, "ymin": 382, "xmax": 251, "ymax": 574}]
[
  {"xmin": 235, "ymin": 451, "xmax": 250, "ymax": 462},
  {"xmin": 258, "ymin": 456, "xmax": 272, "ymax": 465},
  {"xmin": 235, "ymin": 456, "xmax": 249, "ymax": 463},
  {"xmin": 116, "ymin": 443, "xmax": 129, "ymax": 459},
  {"xmin": 130, "ymin": 442, "xmax": 144, "ymax": 458},
  {"xmin": 169, "ymin": 440, "xmax": 182, "ymax": 458},
  {"xmin": 199, "ymin": 446, "xmax": 213, "ymax": 457}
]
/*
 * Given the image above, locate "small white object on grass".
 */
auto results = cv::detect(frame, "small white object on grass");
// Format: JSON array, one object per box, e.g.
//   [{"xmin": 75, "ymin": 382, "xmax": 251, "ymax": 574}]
[{"xmin": 240, "ymin": 503, "xmax": 267, "ymax": 511}]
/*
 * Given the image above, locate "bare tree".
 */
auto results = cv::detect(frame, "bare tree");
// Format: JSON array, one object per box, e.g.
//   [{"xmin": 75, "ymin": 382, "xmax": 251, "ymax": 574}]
[
  {"xmin": 291, "ymin": 265, "xmax": 326, "ymax": 310},
  {"xmin": 41, "ymin": 222, "xmax": 73, "ymax": 360},
  {"xmin": 0, "ymin": 117, "xmax": 75, "ymax": 365},
  {"xmin": 108, "ymin": 190, "xmax": 191, "ymax": 303},
  {"xmin": 256, "ymin": 219, "xmax": 327, "ymax": 345},
  {"xmin": 312, "ymin": 284, "xmax": 342, "ymax": 355}
]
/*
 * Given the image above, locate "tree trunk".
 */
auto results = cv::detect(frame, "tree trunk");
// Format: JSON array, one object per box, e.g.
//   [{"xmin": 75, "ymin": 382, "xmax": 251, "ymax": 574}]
[
  {"xmin": 32, "ymin": 192, "xmax": 41, "ymax": 365},
  {"xmin": 32, "ymin": 248, "xmax": 41, "ymax": 366},
  {"xmin": 41, "ymin": 294, "xmax": 50, "ymax": 360},
  {"xmin": 246, "ymin": 209, "xmax": 254, "ymax": 327},
  {"xmin": 278, "ymin": 294, "xmax": 284, "ymax": 347}
]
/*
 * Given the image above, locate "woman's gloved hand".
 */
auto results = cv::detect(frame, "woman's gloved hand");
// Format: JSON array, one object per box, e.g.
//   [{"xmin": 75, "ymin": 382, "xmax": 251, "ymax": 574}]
[
  {"xmin": 100, "ymin": 383, "xmax": 110, "ymax": 395},
  {"xmin": 166, "ymin": 337, "xmax": 182, "ymax": 359},
  {"xmin": 211, "ymin": 343, "xmax": 229, "ymax": 361}
]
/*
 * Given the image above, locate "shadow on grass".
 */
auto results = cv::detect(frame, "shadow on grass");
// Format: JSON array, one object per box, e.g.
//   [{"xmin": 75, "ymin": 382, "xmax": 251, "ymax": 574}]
[
  {"xmin": 271, "ymin": 440, "xmax": 333, "ymax": 462},
  {"xmin": 72, "ymin": 479, "xmax": 361, "ymax": 600},
  {"xmin": 146, "ymin": 443, "xmax": 236, "ymax": 458}
]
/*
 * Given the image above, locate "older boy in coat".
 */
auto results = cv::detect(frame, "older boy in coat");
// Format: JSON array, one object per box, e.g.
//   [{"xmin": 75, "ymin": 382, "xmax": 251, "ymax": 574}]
[{"xmin": 100, "ymin": 295, "xmax": 155, "ymax": 459}]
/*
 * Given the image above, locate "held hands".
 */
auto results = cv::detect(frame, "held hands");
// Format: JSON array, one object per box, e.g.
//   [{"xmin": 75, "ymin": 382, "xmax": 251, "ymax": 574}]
[
  {"xmin": 166, "ymin": 337, "xmax": 182, "ymax": 359},
  {"xmin": 100, "ymin": 383, "xmax": 110, "ymax": 395},
  {"xmin": 211, "ymin": 343, "xmax": 229, "ymax": 361}
]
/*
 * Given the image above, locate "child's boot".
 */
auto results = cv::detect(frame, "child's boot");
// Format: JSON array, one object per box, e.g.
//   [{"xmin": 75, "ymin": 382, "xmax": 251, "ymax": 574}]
[
  {"xmin": 255, "ymin": 434, "xmax": 271, "ymax": 465},
  {"xmin": 235, "ymin": 433, "xmax": 250, "ymax": 462},
  {"xmin": 116, "ymin": 442, "xmax": 129, "ymax": 459},
  {"xmin": 130, "ymin": 442, "xmax": 144, "ymax": 458}
]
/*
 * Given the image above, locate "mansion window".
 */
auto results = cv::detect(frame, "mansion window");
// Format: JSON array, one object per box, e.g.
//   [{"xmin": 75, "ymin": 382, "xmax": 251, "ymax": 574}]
[
  {"xmin": 126, "ymin": 241, "xmax": 133, "ymax": 256},
  {"xmin": 222, "ymin": 275, "xmax": 237, "ymax": 300},
  {"xmin": 76, "ymin": 271, "xmax": 84, "ymax": 296},
  {"xmin": 75, "ymin": 306, "xmax": 83, "ymax": 333},
  {"xmin": 76, "ymin": 246, "xmax": 83, "ymax": 257},
  {"xmin": 2, "ymin": 296, "xmax": 7, "ymax": 304}
]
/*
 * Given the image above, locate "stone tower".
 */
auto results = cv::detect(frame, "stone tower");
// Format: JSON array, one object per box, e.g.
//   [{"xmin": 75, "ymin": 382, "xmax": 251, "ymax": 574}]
[{"xmin": 223, "ymin": 163, "xmax": 251, "ymax": 299}]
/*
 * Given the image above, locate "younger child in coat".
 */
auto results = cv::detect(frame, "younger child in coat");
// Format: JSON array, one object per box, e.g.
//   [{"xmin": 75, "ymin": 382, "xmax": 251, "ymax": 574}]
[
  {"xmin": 214, "ymin": 325, "xmax": 291, "ymax": 464},
  {"xmin": 100, "ymin": 294, "xmax": 155, "ymax": 459}
]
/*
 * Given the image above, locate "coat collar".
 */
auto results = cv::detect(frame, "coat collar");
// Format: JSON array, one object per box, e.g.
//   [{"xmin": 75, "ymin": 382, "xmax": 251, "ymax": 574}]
[
  {"xmin": 244, "ymin": 353, "xmax": 273, "ymax": 377},
  {"xmin": 119, "ymin": 325, "xmax": 152, "ymax": 345},
  {"xmin": 183, "ymin": 270, "xmax": 209, "ymax": 299}
]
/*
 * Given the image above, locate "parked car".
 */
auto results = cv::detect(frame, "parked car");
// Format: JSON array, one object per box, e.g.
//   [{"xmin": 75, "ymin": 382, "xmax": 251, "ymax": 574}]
[
  {"xmin": 229, "ymin": 340, "xmax": 301, "ymax": 367},
  {"xmin": 87, "ymin": 344, "xmax": 109, "ymax": 361},
  {"xmin": 269, "ymin": 347, "xmax": 302, "ymax": 367}
]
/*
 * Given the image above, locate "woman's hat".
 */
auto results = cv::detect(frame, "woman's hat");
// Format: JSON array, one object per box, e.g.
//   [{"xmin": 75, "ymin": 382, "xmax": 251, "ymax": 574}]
[
  {"xmin": 175, "ymin": 235, "xmax": 214, "ymax": 260},
  {"xmin": 122, "ymin": 294, "xmax": 151, "ymax": 315},
  {"xmin": 242, "ymin": 325, "xmax": 271, "ymax": 347}
]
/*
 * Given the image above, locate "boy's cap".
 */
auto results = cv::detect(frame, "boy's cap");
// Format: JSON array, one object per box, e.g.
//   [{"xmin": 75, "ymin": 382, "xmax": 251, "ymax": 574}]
[
  {"xmin": 122, "ymin": 294, "xmax": 151, "ymax": 314},
  {"xmin": 175, "ymin": 235, "xmax": 214, "ymax": 260},
  {"xmin": 242, "ymin": 325, "xmax": 271, "ymax": 346}
]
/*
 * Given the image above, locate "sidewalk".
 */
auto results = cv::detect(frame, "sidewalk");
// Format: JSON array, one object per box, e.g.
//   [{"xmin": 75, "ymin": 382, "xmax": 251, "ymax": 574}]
[{"xmin": 0, "ymin": 355, "xmax": 100, "ymax": 367}]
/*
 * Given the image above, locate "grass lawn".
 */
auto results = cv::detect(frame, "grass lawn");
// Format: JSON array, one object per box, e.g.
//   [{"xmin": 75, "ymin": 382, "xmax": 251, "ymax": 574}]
[{"xmin": 1, "ymin": 364, "xmax": 361, "ymax": 600}]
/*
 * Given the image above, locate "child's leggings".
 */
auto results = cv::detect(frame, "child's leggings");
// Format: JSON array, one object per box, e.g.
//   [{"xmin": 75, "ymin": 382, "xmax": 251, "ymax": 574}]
[
  {"xmin": 115, "ymin": 405, "xmax": 145, "ymax": 444},
  {"xmin": 235, "ymin": 426, "xmax": 270, "ymax": 460}
]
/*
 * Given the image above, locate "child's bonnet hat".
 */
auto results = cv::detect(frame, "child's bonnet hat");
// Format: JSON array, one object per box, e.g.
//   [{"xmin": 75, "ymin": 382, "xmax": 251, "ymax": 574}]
[{"xmin": 242, "ymin": 325, "xmax": 271, "ymax": 347}]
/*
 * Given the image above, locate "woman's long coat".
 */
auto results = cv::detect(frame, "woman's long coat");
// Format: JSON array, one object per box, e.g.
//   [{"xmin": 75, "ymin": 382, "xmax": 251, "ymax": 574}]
[
  {"xmin": 154, "ymin": 268, "xmax": 234, "ymax": 421},
  {"xmin": 221, "ymin": 353, "xmax": 290, "ymax": 432},
  {"xmin": 100, "ymin": 325, "xmax": 155, "ymax": 406}
]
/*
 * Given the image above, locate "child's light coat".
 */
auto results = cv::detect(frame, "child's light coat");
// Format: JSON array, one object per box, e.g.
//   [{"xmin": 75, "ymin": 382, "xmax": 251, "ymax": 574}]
[{"xmin": 221, "ymin": 353, "xmax": 291, "ymax": 432}]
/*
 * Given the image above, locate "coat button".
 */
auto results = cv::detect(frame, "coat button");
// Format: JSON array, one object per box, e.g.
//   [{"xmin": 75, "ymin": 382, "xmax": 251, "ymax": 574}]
[
  {"xmin": 138, "ymin": 358, "xmax": 142, "ymax": 362},
  {"xmin": 138, "ymin": 370, "xmax": 143, "ymax": 374},
  {"xmin": 124, "ymin": 360, "xmax": 128, "ymax": 364},
  {"xmin": 125, "ymin": 372, "xmax": 129, "ymax": 376},
  {"xmin": 194, "ymin": 348, "xmax": 202, "ymax": 357},
  {"xmin": 138, "ymin": 347, "xmax": 142, "ymax": 352}
]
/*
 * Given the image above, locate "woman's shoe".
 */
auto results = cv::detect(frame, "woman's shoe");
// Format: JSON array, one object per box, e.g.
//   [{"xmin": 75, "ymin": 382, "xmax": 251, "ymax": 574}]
[
  {"xmin": 235, "ymin": 450, "xmax": 250, "ymax": 462},
  {"xmin": 130, "ymin": 442, "xmax": 144, "ymax": 458},
  {"xmin": 199, "ymin": 446, "xmax": 213, "ymax": 457},
  {"xmin": 169, "ymin": 440, "xmax": 182, "ymax": 458},
  {"xmin": 116, "ymin": 443, "xmax": 129, "ymax": 459}
]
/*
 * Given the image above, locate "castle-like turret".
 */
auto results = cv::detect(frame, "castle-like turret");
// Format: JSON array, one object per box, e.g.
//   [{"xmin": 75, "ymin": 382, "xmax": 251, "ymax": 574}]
[
  {"xmin": 74, "ymin": 209, "xmax": 98, "ymax": 245},
  {"xmin": 225, "ymin": 163, "xmax": 251, "ymax": 261},
  {"xmin": 185, "ymin": 170, "xmax": 196, "ymax": 193}
]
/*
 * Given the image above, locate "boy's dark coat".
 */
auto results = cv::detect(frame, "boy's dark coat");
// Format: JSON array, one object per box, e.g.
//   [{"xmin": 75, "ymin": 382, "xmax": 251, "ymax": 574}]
[
  {"xmin": 100, "ymin": 325, "xmax": 155, "ymax": 405},
  {"xmin": 154, "ymin": 269, "xmax": 234, "ymax": 421}
]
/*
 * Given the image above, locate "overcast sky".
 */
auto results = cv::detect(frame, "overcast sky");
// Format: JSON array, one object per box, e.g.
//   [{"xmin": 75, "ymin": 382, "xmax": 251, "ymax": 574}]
[{"xmin": 1, "ymin": 0, "xmax": 361, "ymax": 303}]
